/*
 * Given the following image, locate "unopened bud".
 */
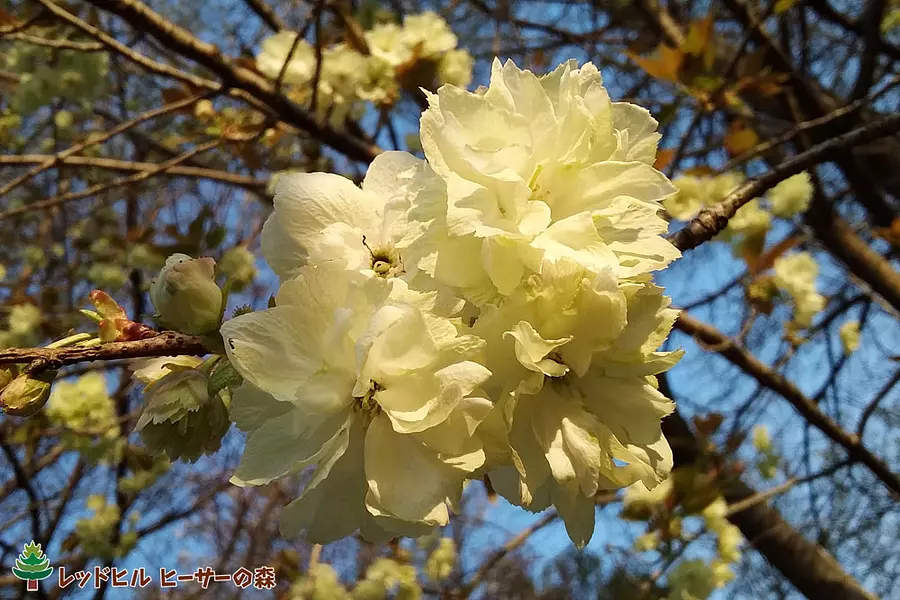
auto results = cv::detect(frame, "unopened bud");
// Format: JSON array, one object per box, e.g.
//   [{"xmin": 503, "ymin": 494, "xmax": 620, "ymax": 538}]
[
  {"xmin": 0, "ymin": 371, "xmax": 56, "ymax": 417},
  {"xmin": 150, "ymin": 254, "xmax": 223, "ymax": 335},
  {"xmin": 193, "ymin": 99, "xmax": 216, "ymax": 122},
  {"xmin": 0, "ymin": 367, "xmax": 14, "ymax": 391}
]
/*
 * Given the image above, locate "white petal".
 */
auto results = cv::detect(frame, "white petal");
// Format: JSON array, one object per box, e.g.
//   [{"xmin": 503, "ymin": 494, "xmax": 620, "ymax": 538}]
[
  {"xmin": 357, "ymin": 305, "xmax": 440, "ymax": 383},
  {"xmin": 280, "ymin": 417, "xmax": 369, "ymax": 543},
  {"xmin": 232, "ymin": 406, "xmax": 351, "ymax": 486},
  {"xmin": 545, "ymin": 161, "xmax": 675, "ymax": 222},
  {"xmin": 363, "ymin": 151, "xmax": 421, "ymax": 199},
  {"xmin": 415, "ymin": 395, "xmax": 493, "ymax": 456},
  {"xmin": 273, "ymin": 172, "xmax": 381, "ymax": 259},
  {"xmin": 379, "ymin": 361, "xmax": 490, "ymax": 434},
  {"xmin": 221, "ymin": 306, "xmax": 326, "ymax": 403},
  {"xmin": 260, "ymin": 211, "xmax": 308, "ymax": 280},
  {"xmin": 229, "ymin": 383, "xmax": 292, "ymax": 431},
  {"xmin": 364, "ymin": 416, "xmax": 457, "ymax": 525},
  {"xmin": 481, "ymin": 236, "xmax": 525, "ymax": 295},
  {"xmin": 503, "ymin": 320, "xmax": 571, "ymax": 377},
  {"xmin": 531, "ymin": 211, "xmax": 618, "ymax": 274}
]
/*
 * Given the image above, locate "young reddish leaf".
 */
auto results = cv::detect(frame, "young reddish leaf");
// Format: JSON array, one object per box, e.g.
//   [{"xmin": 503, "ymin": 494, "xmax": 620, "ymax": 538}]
[
  {"xmin": 626, "ymin": 44, "xmax": 684, "ymax": 83},
  {"xmin": 683, "ymin": 14, "xmax": 714, "ymax": 56},
  {"xmin": 653, "ymin": 148, "xmax": 676, "ymax": 171},
  {"xmin": 693, "ymin": 412, "xmax": 724, "ymax": 436},
  {"xmin": 724, "ymin": 121, "xmax": 759, "ymax": 156}
]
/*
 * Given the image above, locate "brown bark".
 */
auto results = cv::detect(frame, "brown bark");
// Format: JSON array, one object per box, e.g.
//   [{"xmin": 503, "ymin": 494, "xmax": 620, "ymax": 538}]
[
  {"xmin": 674, "ymin": 313, "xmax": 900, "ymax": 496},
  {"xmin": 805, "ymin": 193, "xmax": 900, "ymax": 315},
  {"xmin": 659, "ymin": 390, "xmax": 879, "ymax": 600}
]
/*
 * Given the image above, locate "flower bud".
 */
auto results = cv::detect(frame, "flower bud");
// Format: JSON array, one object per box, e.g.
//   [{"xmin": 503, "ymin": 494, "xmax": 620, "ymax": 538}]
[
  {"xmin": 193, "ymin": 99, "xmax": 216, "ymax": 122},
  {"xmin": 0, "ymin": 367, "xmax": 14, "ymax": 392},
  {"xmin": 134, "ymin": 368, "xmax": 230, "ymax": 462},
  {"xmin": 150, "ymin": 254, "xmax": 223, "ymax": 335},
  {"xmin": 0, "ymin": 371, "xmax": 56, "ymax": 417}
]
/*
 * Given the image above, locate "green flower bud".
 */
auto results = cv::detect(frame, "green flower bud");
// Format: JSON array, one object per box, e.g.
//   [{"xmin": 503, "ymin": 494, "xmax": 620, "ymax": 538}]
[
  {"xmin": 150, "ymin": 254, "xmax": 223, "ymax": 335},
  {"xmin": 0, "ymin": 371, "xmax": 56, "ymax": 417},
  {"xmin": 135, "ymin": 368, "xmax": 230, "ymax": 462}
]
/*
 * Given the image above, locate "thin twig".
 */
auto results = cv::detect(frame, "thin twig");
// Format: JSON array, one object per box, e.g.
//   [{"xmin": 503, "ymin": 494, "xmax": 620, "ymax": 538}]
[
  {"xmin": 0, "ymin": 139, "xmax": 225, "ymax": 221},
  {"xmin": 675, "ymin": 312, "xmax": 900, "ymax": 497}
]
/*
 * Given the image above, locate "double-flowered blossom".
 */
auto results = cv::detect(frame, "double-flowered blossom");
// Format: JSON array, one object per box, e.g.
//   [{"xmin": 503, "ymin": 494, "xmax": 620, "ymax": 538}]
[
  {"xmin": 409, "ymin": 59, "xmax": 680, "ymax": 302},
  {"xmin": 213, "ymin": 58, "xmax": 681, "ymax": 547},
  {"xmin": 768, "ymin": 172, "xmax": 813, "ymax": 218},
  {"xmin": 222, "ymin": 264, "xmax": 492, "ymax": 542},
  {"xmin": 255, "ymin": 12, "xmax": 473, "ymax": 122}
]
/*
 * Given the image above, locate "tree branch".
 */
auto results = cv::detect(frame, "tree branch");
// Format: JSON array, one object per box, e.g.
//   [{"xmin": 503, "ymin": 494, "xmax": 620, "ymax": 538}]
[
  {"xmin": 84, "ymin": 0, "xmax": 380, "ymax": 163},
  {"xmin": 0, "ymin": 155, "xmax": 268, "ymax": 193},
  {"xmin": 658, "ymin": 377, "xmax": 879, "ymax": 600},
  {"xmin": 674, "ymin": 313, "xmax": 900, "ymax": 497},
  {"xmin": 670, "ymin": 113, "xmax": 900, "ymax": 252},
  {"xmin": 0, "ymin": 331, "xmax": 210, "ymax": 374},
  {"xmin": 243, "ymin": 0, "xmax": 286, "ymax": 31}
]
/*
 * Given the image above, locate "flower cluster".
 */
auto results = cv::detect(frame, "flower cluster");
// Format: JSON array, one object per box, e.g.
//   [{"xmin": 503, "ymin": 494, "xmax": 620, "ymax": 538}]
[
  {"xmin": 220, "ymin": 59, "xmax": 681, "ymax": 547},
  {"xmin": 132, "ymin": 356, "xmax": 231, "ymax": 463},
  {"xmin": 256, "ymin": 12, "xmax": 473, "ymax": 125},
  {"xmin": 665, "ymin": 171, "xmax": 813, "ymax": 251},
  {"xmin": 752, "ymin": 425, "xmax": 780, "ymax": 480},
  {"xmin": 73, "ymin": 495, "xmax": 138, "ymax": 561},
  {"xmin": 289, "ymin": 557, "xmax": 423, "ymax": 600},
  {"xmin": 624, "ymin": 469, "xmax": 743, "ymax": 597},
  {"xmin": 46, "ymin": 373, "xmax": 122, "ymax": 463},
  {"xmin": 0, "ymin": 303, "xmax": 42, "ymax": 348},
  {"xmin": 772, "ymin": 252, "xmax": 826, "ymax": 329}
]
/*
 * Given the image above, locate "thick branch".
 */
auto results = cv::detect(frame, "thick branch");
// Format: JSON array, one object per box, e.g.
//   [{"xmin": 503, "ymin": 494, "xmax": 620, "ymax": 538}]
[
  {"xmin": 84, "ymin": 0, "xmax": 380, "ymax": 163},
  {"xmin": 670, "ymin": 113, "xmax": 900, "ymax": 251},
  {"xmin": 658, "ymin": 380, "xmax": 879, "ymax": 600},
  {"xmin": 805, "ymin": 193, "xmax": 900, "ymax": 315},
  {"xmin": 0, "ymin": 332, "xmax": 210, "ymax": 373},
  {"xmin": 674, "ymin": 313, "xmax": 900, "ymax": 497}
]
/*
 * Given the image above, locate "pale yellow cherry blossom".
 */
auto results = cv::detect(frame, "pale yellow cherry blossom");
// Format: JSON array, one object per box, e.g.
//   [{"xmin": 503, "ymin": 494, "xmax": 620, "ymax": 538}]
[
  {"xmin": 220, "ymin": 264, "xmax": 492, "ymax": 543},
  {"xmin": 261, "ymin": 151, "xmax": 425, "ymax": 281},
  {"xmin": 472, "ymin": 261, "xmax": 679, "ymax": 546},
  {"xmin": 412, "ymin": 58, "xmax": 679, "ymax": 301},
  {"xmin": 773, "ymin": 251, "xmax": 825, "ymax": 328},
  {"xmin": 255, "ymin": 31, "xmax": 315, "ymax": 85},
  {"xmin": 724, "ymin": 199, "xmax": 771, "ymax": 238},
  {"xmin": 401, "ymin": 11, "xmax": 459, "ymax": 58},
  {"xmin": 839, "ymin": 320, "xmax": 861, "ymax": 354},
  {"xmin": 438, "ymin": 49, "xmax": 473, "ymax": 87},
  {"xmin": 768, "ymin": 171, "xmax": 813, "ymax": 218}
]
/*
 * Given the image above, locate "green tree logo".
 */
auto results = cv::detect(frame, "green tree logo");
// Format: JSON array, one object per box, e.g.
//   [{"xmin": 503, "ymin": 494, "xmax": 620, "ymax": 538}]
[{"xmin": 12, "ymin": 541, "xmax": 53, "ymax": 592}]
